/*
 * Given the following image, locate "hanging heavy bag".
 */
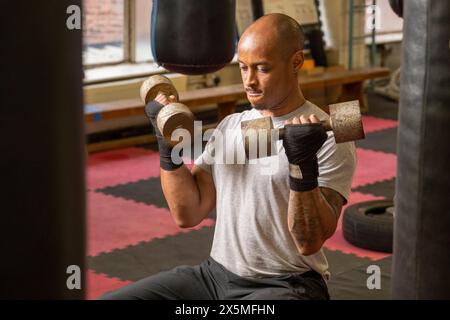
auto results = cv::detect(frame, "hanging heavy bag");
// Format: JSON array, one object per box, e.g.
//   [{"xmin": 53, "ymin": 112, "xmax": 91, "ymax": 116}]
[{"xmin": 150, "ymin": 0, "xmax": 236, "ymax": 75}]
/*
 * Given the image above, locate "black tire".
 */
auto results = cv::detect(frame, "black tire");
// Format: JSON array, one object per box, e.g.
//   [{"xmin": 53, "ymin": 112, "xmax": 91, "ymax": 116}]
[{"xmin": 343, "ymin": 200, "xmax": 394, "ymax": 253}]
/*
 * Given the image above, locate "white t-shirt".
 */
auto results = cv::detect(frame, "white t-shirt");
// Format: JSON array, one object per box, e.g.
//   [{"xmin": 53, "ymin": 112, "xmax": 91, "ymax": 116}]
[{"xmin": 194, "ymin": 100, "xmax": 357, "ymax": 280}]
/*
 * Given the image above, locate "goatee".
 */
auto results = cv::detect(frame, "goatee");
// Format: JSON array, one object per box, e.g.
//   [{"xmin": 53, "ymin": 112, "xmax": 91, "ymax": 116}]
[{"xmin": 252, "ymin": 104, "xmax": 269, "ymax": 110}]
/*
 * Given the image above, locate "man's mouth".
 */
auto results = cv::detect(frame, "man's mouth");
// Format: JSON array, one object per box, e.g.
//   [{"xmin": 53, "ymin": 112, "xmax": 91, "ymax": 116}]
[{"xmin": 246, "ymin": 90, "xmax": 263, "ymax": 97}]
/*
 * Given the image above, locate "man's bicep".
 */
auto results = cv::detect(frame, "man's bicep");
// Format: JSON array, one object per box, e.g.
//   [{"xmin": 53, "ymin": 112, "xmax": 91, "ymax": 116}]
[
  {"xmin": 317, "ymin": 140, "xmax": 357, "ymax": 203},
  {"xmin": 191, "ymin": 165, "xmax": 216, "ymax": 215}
]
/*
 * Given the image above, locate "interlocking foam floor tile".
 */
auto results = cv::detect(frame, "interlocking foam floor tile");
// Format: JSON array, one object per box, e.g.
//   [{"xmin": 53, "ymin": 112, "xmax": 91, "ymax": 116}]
[
  {"xmin": 87, "ymin": 147, "xmax": 160, "ymax": 190},
  {"xmin": 356, "ymin": 127, "xmax": 398, "ymax": 154},
  {"xmin": 97, "ymin": 177, "xmax": 215, "ymax": 216},
  {"xmin": 362, "ymin": 115, "xmax": 398, "ymax": 134},
  {"xmin": 352, "ymin": 149, "xmax": 397, "ymax": 189},
  {"xmin": 87, "ymin": 191, "xmax": 215, "ymax": 256},
  {"xmin": 324, "ymin": 248, "xmax": 373, "ymax": 277},
  {"xmin": 97, "ymin": 177, "xmax": 169, "ymax": 208},
  {"xmin": 86, "ymin": 270, "xmax": 132, "ymax": 300},
  {"xmin": 354, "ymin": 178, "xmax": 396, "ymax": 199},
  {"xmin": 327, "ymin": 256, "xmax": 392, "ymax": 300},
  {"xmin": 89, "ymin": 225, "xmax": 215, "ymax": 282}
]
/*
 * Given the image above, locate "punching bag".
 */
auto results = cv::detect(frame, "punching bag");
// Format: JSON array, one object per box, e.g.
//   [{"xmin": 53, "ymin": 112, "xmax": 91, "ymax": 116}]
[
  {"xmin": 0, "ymin": 1, "xmax": 85, "ymax": 298},
  {"xmin": 388, "ymin": 0, "xmax": 403, "ymax": 18},
  {"xmin": 392, "ymin": 0, "xmax": 450, "ymax": 299},
  {"xmin": 151, "ymin": 0, "xmax": 236, "ymax": 75}
]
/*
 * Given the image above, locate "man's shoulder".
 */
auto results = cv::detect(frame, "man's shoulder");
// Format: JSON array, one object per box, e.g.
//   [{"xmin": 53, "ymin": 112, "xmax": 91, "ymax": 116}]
[
  {"xmin": 216, "ymin": 108, "xmax": 259, "ymax": 130},
  {"xmin": 301, "ymin": 101, "xmax": 330, "ymax": 119}
]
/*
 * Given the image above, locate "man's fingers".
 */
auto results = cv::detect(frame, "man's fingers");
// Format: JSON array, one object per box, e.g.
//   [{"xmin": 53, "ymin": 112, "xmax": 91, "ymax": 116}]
[
  {"xmin": 309, "ymin": 114, "xmax": 320, "ymax": 123},
  {"xmin": 299, "ymin": 115, "xmax": 310, "ymax": 124},
  {"xmin": 155, "ymin": 93, "xmax": 171, "ymax": 105},
  {"xmin": 154, "ymin": 93, "xmax": 165, "ymax": 104},
  {"xmin": 287, "ymin": 115, "xmax": 320, "ymax": 125}
]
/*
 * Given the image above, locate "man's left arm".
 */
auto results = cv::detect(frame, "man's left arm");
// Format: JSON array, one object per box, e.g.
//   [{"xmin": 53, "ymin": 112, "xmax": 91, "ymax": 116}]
[{"xmin": 283, "ymin": 114, "xmax": 347, "ymax": 256}]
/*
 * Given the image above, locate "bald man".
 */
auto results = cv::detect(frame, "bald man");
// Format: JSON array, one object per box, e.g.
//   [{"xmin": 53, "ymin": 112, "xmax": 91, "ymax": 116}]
[{"xmin": 102, "ymin": 13, "xmax": 356, "ymax": 300}]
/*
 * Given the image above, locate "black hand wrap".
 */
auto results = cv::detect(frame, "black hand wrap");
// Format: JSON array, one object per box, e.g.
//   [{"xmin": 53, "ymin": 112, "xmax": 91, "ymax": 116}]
[
  {"xmin": 282, "ymin": 123, "xmax": 328, "ymax": 192},
  {"xmin": 145, "ymin": 101, "xmax": 183, "ymax": 171}
]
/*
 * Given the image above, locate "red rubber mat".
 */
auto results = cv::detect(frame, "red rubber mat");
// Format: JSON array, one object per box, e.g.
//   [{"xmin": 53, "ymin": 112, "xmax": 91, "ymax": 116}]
[
  {"xmin": 87, "ymin": 147, "xmax": 161, "ymax": 190},
  {"xmin": 352, "ymin": 149, "xmax": 397, "ymax": 189},
  {"xmin": 87, "ymin": 191, "xmax": 215, "ymax": 257},
  {"xmin": 86, "ymin": 270, "xmax": 132, "ymax": 300},
  {"xmin": 362, "ymin": 115, "xmax": 398, "ymax": 134}
]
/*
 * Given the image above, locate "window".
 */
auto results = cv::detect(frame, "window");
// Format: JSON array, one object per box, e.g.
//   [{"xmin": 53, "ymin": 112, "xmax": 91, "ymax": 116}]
[
  {"xmin": 83, "ymin": 0, "xmax": 157, "ymax": 67},
  {"xmin": 135, "ymin": 0, "xmax": 154, "ymax": 62},
  {"xmin": 83, "ymin": 0, "xmax": 125, "ymax": 65},
  {"xmin": 365, "ymin": 0, "xmax": 403, "ymax": 43}
]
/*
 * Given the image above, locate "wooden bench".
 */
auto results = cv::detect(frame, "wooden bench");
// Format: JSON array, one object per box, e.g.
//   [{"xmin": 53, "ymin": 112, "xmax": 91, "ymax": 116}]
[{"xmin": 86, "ymin": 67, "xmax": 389, "ymax": 152}]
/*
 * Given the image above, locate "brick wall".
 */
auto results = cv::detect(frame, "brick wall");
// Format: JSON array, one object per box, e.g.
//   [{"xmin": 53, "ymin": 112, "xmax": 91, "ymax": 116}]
[{"xmin": 83, "ymin": 0, "xmax": 124, "ymax": 46}]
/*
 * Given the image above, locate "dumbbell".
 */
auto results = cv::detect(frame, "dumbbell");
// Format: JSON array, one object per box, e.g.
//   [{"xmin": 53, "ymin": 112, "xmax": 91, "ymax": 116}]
[
  {"xmin": 240, "ymin": 100, "xmax": 365, "ymax": 158},
  {"xmin": 140, "ymin": 75, "xmax": 194, "ymax": 147}
]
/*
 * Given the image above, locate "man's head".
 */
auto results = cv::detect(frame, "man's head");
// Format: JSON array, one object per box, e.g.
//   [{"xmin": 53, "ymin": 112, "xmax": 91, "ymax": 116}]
[{"xmin": 238, "ymin": 13, "xmax": 305, "ymax": 111}]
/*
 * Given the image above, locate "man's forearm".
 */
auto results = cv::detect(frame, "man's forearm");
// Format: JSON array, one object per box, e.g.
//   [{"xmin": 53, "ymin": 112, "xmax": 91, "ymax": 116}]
[
  {"xmin": 160, "ymin": 165, "xmax": 203, "ymax": 227},
  {"xmin": 287, "ymin": 187, "xmax": 337, "ymax": 255}
]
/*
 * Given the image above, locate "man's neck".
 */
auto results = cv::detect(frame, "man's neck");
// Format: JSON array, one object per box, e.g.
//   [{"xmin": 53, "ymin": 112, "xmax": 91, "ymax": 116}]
[{"xmin": 258, "ymin": 88, "xmax": 306, "ymax": 118}]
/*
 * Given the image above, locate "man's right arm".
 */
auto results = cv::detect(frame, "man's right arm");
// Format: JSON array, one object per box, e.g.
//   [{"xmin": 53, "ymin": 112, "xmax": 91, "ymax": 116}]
[
  {"xmin": 161, "ymin": 165, "xmax": 216, "ymax": 228},
  {"xmin": 145, "ymin": 93, "xmax": 216, "ymax": 228}
]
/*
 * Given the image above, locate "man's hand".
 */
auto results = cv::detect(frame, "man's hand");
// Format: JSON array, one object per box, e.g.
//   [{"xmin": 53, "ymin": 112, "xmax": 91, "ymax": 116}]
[
  {"xmin": 144, "ymin": 94, "xmax": 182, "ymax": 171},
  {"xmin": 283, "ymin": 114, "xmax": 328, "ymax": 191},
  {"xmin": 155, "ymin": 93, "xmax": 178, "ymax": 106},
  {"xmin": 145, "ymin": 94, "xmax": 178, "ymax": 135}
]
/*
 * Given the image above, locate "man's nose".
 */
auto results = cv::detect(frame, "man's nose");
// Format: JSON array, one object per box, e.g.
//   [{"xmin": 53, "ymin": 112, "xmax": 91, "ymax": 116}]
[{"xmin": 244, "ymin": 69, "xmax": 258, "ymax": 87}]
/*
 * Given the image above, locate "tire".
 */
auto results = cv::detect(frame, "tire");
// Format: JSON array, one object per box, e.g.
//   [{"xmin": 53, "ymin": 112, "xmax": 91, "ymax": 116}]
[{"xmin": 343, "ymin": 200, "xmax": 394, "ymax": 253}]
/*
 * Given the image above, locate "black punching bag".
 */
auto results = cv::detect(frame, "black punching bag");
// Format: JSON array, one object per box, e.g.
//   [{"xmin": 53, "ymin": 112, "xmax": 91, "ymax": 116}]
[
  {"xmin": 392, "ymin": 0, "xmax": 450, "ymax": 299},
  {"xmin": 388, "ymin": 0, "xmax": 403, "ymax": 18},
  {"xmin": 0, "ymin": 1, "xmax": 85, "ymax": 298},
  {"xmin": 151, "ymin": 0, "xmax": 236, "ymax": 75}
]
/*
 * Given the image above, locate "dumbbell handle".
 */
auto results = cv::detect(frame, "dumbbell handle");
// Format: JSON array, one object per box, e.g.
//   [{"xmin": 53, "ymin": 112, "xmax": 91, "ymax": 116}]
[{"xmin": 277, "ymin": 119, "xmax": 332, "ymax": 139}]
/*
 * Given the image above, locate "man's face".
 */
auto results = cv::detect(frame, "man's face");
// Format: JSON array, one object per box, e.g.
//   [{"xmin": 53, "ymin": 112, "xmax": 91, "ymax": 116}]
[{"xmin": 237, "ymin": 38, "xmax": 296, "ymax": 110}]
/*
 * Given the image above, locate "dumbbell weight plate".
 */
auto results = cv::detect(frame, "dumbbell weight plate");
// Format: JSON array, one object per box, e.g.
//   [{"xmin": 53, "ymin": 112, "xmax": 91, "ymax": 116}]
[
  {"xmin": 329, "ymin": 100, "xmax": 365, "ymax": 143},
  {"xmin": 157, "ymin": 102, "xmax": 195, "ymax": 147},
  {"xmin": 140, "ymin": 75, "xmax": 179, "ymax": 105}
]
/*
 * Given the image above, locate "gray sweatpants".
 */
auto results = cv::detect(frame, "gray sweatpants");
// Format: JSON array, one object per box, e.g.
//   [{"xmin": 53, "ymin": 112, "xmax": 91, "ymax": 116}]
[{"xmin": 100, "ymin": 257, "xmax": 329, "ymax": 300}]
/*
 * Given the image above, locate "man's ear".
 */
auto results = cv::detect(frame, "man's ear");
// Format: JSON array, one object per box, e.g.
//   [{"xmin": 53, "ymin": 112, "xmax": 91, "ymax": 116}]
[{"xmin": 292, "ymin": 50, "xmax": 304, "ymax": 73}]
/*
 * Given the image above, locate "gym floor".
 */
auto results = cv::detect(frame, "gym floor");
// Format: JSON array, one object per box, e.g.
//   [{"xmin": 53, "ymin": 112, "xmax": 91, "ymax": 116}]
[{"xmin": 86, "ymin": 92, "xmax": 398, "ymax": 300}]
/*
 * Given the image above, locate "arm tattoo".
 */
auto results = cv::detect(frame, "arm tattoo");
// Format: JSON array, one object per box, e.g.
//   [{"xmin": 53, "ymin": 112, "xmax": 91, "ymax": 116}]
[{"xmin": 287, "ymin": 187, "xmax": 344, "ymax": 254}]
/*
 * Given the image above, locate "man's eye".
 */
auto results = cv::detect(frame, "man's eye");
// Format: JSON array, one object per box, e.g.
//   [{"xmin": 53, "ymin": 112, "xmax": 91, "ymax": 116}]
[
  {"xmin": 239, "ymin": 65, "xmax": 248, "ymax": 71},
  {"xmin": 258, "ymin": 68, "xmax": 269, "ymax": 73}
]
